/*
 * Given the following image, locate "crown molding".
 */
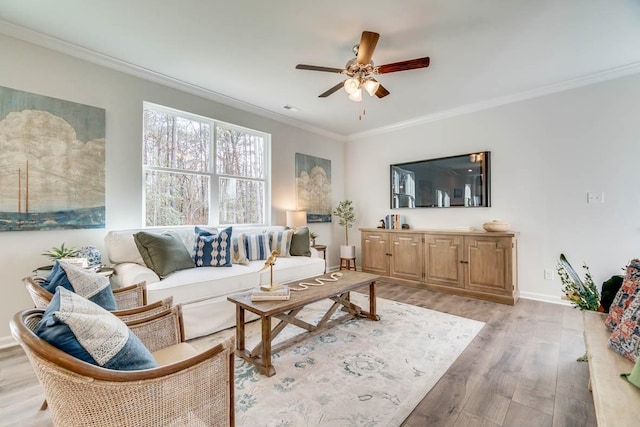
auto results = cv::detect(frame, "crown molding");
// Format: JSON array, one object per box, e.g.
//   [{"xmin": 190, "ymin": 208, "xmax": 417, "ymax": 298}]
[
  {"xmin": 0, "ymin": 20, "xmax": 346, "ymax": 142},
  {"xmin": 347, "ymin": 62, "xmax": 640, "ymax": 141},
  {"xmin": 3, "ymin": 19, "xmax": 639, "ymax": 143}
]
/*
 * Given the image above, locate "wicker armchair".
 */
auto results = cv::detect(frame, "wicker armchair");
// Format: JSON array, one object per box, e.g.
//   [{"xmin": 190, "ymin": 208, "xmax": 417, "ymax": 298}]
[
  {"xmin": 11, "ymin": 306, "xmax": 235, "ymax": 427},
  {"xmin": 25, "ymin": 275, "xmax": 148, "ymax": 309},
  {"xmin": 23, "ymin": 276, "xmax": 172, "ymax": 323}
]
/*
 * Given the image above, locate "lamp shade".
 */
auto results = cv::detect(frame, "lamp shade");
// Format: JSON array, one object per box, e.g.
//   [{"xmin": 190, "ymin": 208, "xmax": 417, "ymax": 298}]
[
  {"xmin": 348, "ymin": 88, "xmax": 363, "ymax": 102},
  {"xmin": 286, "ymin": 211, "xmax": 307, "ymax": 228},
  {"xmin": 343, "ymin": 78, "xmax": 360, "ymax": 95},
  {"xmin": 363, "ymin": 79, "xmax": 380, "ymax": 96}
]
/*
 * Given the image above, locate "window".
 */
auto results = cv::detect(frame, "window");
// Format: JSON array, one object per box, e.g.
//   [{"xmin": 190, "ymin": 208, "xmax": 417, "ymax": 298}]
[{"xmin": 142, "ymin": 103, "xmax": 270, "ymax": 226}]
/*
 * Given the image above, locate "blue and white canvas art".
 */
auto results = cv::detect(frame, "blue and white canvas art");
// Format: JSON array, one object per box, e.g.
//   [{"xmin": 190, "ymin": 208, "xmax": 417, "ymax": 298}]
[
  {"xmin": 0, "ymin": 86, "xmax": 105, "ymax": 231},
  {"xmin": 295, "ymin": 153, "xmax": 331, "ymax": 223}
]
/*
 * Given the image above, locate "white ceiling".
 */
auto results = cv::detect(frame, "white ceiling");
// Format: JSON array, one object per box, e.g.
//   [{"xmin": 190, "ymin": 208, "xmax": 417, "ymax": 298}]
[{"xmin": 1, "ymin": 0, "xmax": 640, "ymax": 139}]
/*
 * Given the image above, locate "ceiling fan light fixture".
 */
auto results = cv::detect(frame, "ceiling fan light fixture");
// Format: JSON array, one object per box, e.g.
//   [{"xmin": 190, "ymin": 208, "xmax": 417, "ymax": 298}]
[
  {"xmin": 343, "ymin": 78, "xmax": 360, "ymax": 95},
  {"xmin": 348, "ymin": 88, "xmax": 363, "ymax": 102},
  {"xmin": 363, "ymin": 79, "xmax": 380, "ymax": 96}
]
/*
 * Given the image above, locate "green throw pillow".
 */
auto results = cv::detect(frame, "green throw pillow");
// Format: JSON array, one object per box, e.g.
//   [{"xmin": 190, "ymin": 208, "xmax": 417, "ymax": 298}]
[
  {"xmin": 133, "ymin": 231, "xmax": 194, "ymax": 278},
  {"xmin": 289, "ymin": 227, "xmax": 311, "ymax": 257},
  {"xmin": 621, "ymin": 357, "xmax": 640, "ymax": 388}
]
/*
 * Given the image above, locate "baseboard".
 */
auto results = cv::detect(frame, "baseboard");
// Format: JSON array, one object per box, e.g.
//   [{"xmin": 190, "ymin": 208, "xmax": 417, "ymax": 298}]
[
  {"xmin": 0, "ymin": 335, "xmax": 18, "ymax": 350},
  {"xmin": 520, "ymin": 291, "xmax": 572, "ymax": 306}
]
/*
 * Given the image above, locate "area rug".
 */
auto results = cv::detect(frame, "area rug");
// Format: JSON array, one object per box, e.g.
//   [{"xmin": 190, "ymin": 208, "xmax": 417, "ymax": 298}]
[{"xmin": 191, "ymin": 294, "xmax": 485, "ymax": 427}]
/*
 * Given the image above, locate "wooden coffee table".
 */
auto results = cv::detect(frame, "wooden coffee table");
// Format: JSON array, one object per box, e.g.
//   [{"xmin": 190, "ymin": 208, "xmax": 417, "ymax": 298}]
[{"xmin": 227, "ymin": 270, "xmax": 380, "ymax": 376}]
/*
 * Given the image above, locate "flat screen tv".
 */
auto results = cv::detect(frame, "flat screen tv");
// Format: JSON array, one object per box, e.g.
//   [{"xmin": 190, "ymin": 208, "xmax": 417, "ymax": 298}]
[{"xmin": 390, "ymin": 151, "xmax": 491, "ymax": 208}]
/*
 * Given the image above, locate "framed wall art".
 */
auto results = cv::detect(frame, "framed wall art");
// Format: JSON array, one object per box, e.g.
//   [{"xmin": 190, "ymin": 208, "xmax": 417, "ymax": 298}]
[
  {"xmin": 295, "ymin": 153, "xmax": 331, "ymax": 223},
  {"xmin": 0, "ymin": 86, "xmax": 105, "ymax": 231}
]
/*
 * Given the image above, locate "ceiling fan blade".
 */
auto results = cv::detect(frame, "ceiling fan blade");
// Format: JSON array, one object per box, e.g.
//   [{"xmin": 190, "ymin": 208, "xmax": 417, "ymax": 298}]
[
  {"xmin": 319, "ymin": 81, "xmax": 345, "ymax": 98},
  {"xmin": 296, "ymin": 64, "xmax": 344, "ymax": 73},
  {"xmin": 356, "ymin": 31, "xmax": 380, "ymax": 65},
  {"xmin": 377, "ymin": 57, "xmax": 430, "ymax": 74},
  {"xmin": 375, "ymin": 84, "xmax": 390, "ymax": 98}
]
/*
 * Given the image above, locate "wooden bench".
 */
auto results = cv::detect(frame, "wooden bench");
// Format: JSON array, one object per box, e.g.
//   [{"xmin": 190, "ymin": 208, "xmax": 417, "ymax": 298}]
[{"xmin": 582, "ymin": 311, "xmax": 640, "ymax": 427}]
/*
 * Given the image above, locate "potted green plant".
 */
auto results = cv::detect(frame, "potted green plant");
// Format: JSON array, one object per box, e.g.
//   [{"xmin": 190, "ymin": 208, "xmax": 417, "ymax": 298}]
[
  {"xmin": 42, "ymin": 243, "xmax": 80, "ymax": 261},
  {"xmin": 310, "ymin": 231, "xmax": 318, "ymax": 246},
  {"xmin": 333, "ymin": 200, "xmax": 356, "ymax": 258}
]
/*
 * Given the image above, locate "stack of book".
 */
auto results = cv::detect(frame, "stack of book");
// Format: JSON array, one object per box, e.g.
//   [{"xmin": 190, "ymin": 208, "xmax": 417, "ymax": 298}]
[
  {"xmin": 251, "ymin": 285, "xmax": 290, "ymax": 301},
  {"xmin": 385, "ymin": 214, "xmax": 406, "ymax": 229}
]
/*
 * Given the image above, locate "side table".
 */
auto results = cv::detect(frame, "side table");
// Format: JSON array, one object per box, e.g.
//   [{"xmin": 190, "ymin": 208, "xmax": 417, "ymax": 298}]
[
  {"xmin": 311, "ymin": 244, "xmax": 327, "ymax": 273},
  {"xmin": 340, "ymin": 257, "xmax": 357, "ymax": 271}
]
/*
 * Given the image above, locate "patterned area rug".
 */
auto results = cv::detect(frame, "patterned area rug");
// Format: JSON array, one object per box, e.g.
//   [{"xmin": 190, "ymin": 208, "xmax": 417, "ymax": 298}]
[{"xmin": 191, "ymin": 294, "xmax": 485, "ymax": 427}]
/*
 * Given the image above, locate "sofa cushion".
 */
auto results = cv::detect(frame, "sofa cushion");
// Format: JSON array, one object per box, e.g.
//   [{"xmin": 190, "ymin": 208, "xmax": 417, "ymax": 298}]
[
  {"xmin": 231, "ymin": 236, "xmax": 250, "ymax": 265},
  {"xmin": 134, "ymin": 231, "xmax": 194, "ymax": 278},
  {"xmin": 145, "ymin": 256, "xmax": 325, "ymax": 306},
  {"xmin": 193, "ymin": 226, "xmax": 217, "ymax": 254},
  {"xmin": 289, "ymin": 226, "xmax": 311, "ymax": 257},
  {"xmin": 36, "ymin": 287, "xmax": 157, "ymax": 370},
  {"xmin": 609, "ymin": 295, "xmax": 640, "ymax": 362},
  {"xmin": 606, "ymin": 260, "xmax": 640, "ymax": 331},
  {"xmin": 243, "ymin": 232, "xmax": 271, "ymax": 261},
  {"xmin": 194, "ymin": 226, "xmax": 232, "ymax": 267},
  {"xmin": 42, "ymin": 260, "xmax": 117, "ymax": 311},
  {"xmin": 269, "ymin": 229, "xmax": 293, "ymax": 257}
]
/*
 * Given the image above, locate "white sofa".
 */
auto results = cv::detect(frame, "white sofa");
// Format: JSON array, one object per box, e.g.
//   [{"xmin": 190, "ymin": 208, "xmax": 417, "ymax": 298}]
[{"xmin": 105, "ymin": 225, "xmax": 325, "ymax": 339}]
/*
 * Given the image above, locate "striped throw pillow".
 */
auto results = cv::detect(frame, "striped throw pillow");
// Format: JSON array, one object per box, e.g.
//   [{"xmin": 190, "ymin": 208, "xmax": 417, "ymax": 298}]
[
  {"xmin": 243, "ymin": 233, "xmax": 271, "ymax": 261},
  {"xmin": 269, "ymin": 229, "xmax": 293, "ymax": 257}
]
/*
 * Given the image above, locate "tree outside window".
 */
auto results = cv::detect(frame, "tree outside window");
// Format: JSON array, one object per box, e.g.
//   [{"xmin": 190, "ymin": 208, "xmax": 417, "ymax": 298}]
[{"xmin": 143, "ymin": 103, "xmax": 269, "ymax": 226}]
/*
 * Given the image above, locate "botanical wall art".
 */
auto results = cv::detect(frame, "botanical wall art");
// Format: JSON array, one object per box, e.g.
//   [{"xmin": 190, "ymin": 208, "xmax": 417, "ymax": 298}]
[
  {"xmin": 0, "ymin": 86, "xmax": 105, "ymax": 231},
  {"xmin": 295, "ymin": 153, "xmax": 331, "ymax": 223}
]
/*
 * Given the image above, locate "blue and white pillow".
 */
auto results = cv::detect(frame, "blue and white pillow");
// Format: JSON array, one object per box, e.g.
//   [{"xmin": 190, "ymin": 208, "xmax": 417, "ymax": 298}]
[
  {"xmin": 193, "ymin": 226, "xmax": 218, "ymax": 256},
  {"xmin": 36, "ymin": 287, "xmax": 157, "ymax": 371},
  {"xmin": 243, "ymin": 233, "xmax": 271, "ymax": 261},
  {"xmin": 269, "ymin": 229, "xmax": 293, "ymax": 257},
  {"xmin": 194, "ymin": 226, "xmax": 232, "ymax": 267},
  {"xmin": 41, "ymin": 260, "xmax": 117, "ymax": 311}
]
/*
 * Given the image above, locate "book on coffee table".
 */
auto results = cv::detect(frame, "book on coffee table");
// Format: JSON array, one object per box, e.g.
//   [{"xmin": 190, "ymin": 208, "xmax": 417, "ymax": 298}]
[{"xmin": 251, "ymin": 285, "xmax": 290, "ymax": 301}]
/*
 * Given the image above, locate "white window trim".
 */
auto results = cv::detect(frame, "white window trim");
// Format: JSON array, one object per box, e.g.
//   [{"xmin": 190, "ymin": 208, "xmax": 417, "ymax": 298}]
[{"xmin": 142, "ymin": 101, "xmax": 271, "ymax": 226}]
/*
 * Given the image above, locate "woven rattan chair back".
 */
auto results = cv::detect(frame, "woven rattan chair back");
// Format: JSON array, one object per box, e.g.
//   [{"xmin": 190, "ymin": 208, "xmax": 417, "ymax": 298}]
[{"xmin": 11, "ymin": 308, "xmax": 235, "ymax": 427}]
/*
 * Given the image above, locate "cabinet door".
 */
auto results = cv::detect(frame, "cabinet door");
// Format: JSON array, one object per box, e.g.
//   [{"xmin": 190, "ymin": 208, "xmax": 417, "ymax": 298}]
[
  {"xmin": 465, "ymin": 236, "xmax": 514, "ymax": 293},
  {"xmin": 361, "ymin": 232, "xmax": 390, "ymax": 276},
  {"xmin": 424, "ymin": 235, "xmax": 464, "ymax": 288},
  {"xmin": 390, "ymin": 233, "xmax": 423, "ymax": 281}
]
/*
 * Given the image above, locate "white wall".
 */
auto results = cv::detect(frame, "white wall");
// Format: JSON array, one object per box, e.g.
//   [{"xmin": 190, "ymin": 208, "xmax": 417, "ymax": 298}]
[
  {"xmin": 346, "ymin": 72, "xmax": 640, "ymax": 303},
  {"xmin": 0, "ymin": 34, "xmax": 344, "ymax": 340}
]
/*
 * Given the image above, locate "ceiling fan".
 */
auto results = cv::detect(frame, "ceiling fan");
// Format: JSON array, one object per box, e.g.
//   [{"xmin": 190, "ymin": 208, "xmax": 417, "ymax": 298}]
[{"xmin": 296, "ymin": 31, "xmax": 430, "ymax": 101}]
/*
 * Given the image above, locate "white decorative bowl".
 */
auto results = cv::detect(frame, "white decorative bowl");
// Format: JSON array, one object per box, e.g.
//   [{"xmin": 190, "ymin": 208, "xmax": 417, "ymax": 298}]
[{"xmin": 482, "ymin": 221, "xmax": 511, "ymax": 232}]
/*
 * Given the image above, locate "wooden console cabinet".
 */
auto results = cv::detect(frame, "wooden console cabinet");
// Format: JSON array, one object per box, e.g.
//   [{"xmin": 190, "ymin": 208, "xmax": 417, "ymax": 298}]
[{"xmin": 361, "ymin": 228, "xmax": 518, "ymax": 304}]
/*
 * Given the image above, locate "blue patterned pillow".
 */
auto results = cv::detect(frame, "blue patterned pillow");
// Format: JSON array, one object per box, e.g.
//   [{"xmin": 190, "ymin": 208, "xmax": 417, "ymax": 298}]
[
  {"xmin": 193, "ymin": 226, "xmax": 218, "ymax": 256},
  {"xmin": 194, "ymin": 226, "xmax": 232, "ymax": 267},
  {"xmin": 243, "ymin": 233, "xmax": 271, "ymax": 261},
  {"xmin": 269, "ymin": 229, "xmax": 293, "ymax": 257},
  {"xmin": 41, "ymin": 260, "xmax": 117, "ymax": 311},
  {"xmin": 36, "ymin": 287, "xmax": 157, "ymax": 370}
]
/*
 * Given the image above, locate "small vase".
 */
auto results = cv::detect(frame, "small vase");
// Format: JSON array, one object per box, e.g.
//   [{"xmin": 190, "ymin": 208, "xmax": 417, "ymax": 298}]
[{"xmin": 79, "ymin": 245, "xmax": 102, "ymax": 267}]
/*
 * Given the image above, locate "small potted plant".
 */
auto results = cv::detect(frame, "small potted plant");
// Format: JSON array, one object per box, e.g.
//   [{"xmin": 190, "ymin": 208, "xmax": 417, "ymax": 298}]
[
  {"xmin": 310, "ymin": 231, "xmax": 318, "ymax": 246},
  {"xmin": 42, "ymin": 243, "xmax": 80, "ymax": 261},
  {"xmin": 333, "ymin": 200, "xmax": 356, "ymax": 258}
]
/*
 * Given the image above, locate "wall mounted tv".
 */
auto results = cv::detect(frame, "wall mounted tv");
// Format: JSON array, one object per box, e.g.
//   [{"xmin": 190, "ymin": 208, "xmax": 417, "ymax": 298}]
[{"xmin": 390, "ymin": 151, "xmax": 491, "ymax": 208}]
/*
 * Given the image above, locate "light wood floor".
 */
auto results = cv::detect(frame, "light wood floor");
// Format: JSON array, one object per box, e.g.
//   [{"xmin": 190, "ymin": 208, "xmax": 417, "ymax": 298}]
[{"xmin": 0, "ymin": 281, "xmax": 596, "ymax": 426}]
